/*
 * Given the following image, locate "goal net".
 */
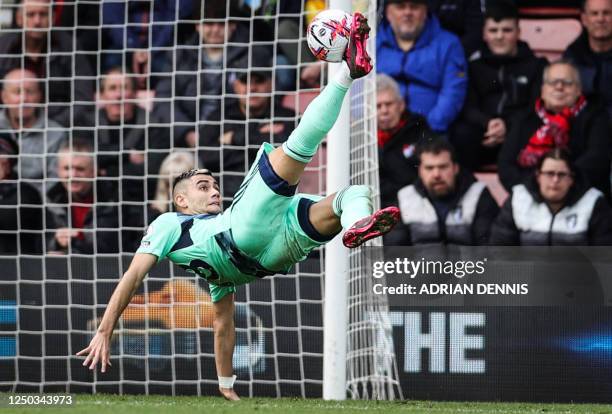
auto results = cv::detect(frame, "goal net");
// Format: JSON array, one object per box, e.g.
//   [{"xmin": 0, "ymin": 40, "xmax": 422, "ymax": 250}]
[{"xmin": 0, "ymin": 0, "xmax": 401, "ymax": 399}]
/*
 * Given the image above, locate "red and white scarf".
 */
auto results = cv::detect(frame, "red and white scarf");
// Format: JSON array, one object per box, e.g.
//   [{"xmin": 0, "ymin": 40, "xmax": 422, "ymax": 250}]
[{"xmin": 517, "ymin": 95, "xmax": 587, "ymax": 168}]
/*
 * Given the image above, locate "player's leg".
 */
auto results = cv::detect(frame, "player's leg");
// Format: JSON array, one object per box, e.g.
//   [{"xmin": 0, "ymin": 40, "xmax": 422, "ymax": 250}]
[
  {"xmin": 307, "ymin": 185, "xmax": 400, "ymax": 248},
  {"xmin": 267, "ymin": 12, "xmax": 372, "ymax": 186}
]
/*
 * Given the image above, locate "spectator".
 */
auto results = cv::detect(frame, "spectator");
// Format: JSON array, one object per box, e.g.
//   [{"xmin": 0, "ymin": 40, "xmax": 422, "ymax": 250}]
[
  {"xmin": 199, "ymin": 51, "xmax": 296, "ymax": 203},
  {"xmin": 102, "ymin": 0, "xmax": 194, "ymax": 89},
  {"xmin": 377, "ymin": 0, "xmax": 468, "ymax": 134},
  {"xmin": 390, "ymin": 138, "xmax": 499, "ymax": 245},
  {"xmin": 564, "ymin": 0, "xmax": 612, "ymax": 119},
  {"xmin": 79, "ymin": 67, "xmax": 170, "ymax": 202},
  {"xmin": 0, "ymin": 68, "xmax": 65, "ymax": 194},
  {"xmin": 427, "ymin": 0, "xmax": 485, "ymax": 56},
  {"xmin": 46, "ymin": 139, "xmax": 122, "ymax": 254},
  {"xmin": 151, "ymin": 151, "xmax": 196, "ymax": 215},
  {"xmin": 498, "ymin": 60, "xmax": 611, "ymax": 194},
  {"xmin": 451, "ymin": 1, "xmax": 547, "ymax": 171},
  {"xmin": 377, "ymin": 74, "xmax": 433, "ymax": 208},
  {"xmin": 153, "ymin": 1, "xmax": 250, "ymax": 147},
  {"xmin": 0, "ymin": 135, "xmax": 45, "ymax": 254},
  {"xmin": 52, "ymin": 0, "xmax": 101, "ymax": 71},
  {"xmin": 0, "ymin": 0, "xmax": 95, "ymax": 127},
  {"xmin": 490, "ymin": 148, "xmax": 612, "ymax": 245}
]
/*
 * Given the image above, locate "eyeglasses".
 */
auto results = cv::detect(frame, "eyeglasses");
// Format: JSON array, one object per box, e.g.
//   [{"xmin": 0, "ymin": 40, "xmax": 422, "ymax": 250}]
[
  {"xmin": 543, "ymin": 78, "xmax": 576, "ymax": 88},
  {"xmin": 539, "ymin": 170, "xmax": 573, "ymax": 180}
]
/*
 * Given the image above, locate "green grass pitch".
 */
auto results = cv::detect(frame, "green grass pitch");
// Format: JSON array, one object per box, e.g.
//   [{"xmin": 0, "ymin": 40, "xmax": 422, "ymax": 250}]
[{"xmin": 2, "ymin": 394, "xmax": 612, "ymax": 414}]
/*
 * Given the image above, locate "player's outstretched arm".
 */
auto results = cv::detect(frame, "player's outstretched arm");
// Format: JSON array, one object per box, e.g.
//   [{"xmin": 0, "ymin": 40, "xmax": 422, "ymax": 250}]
[
  {"xmin": 213, "ymin": 294, "xmax": 240, "ymax": 401},
  {"xmin": 76, "ymin": 253, "xmax": 157, "ymax": 373}
]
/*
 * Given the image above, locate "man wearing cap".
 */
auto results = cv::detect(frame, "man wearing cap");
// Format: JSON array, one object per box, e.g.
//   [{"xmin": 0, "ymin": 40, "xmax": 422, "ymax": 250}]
[
  {"xmin": 377, "ymin": 0, "xmax": 468, "ymax": 134},
  {"xmin": 153, "ymin": 1, "xmax": 250, "ymax": 148},
  {"xmin": 198, "ymin": 50, "xmax": 296, "ymax": 205}
]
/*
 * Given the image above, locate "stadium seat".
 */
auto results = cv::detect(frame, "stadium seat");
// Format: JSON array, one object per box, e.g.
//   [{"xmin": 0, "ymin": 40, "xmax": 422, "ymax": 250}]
[{"xmin": 519, "ymin": 18, "xmax": 583, "ymax": 61}]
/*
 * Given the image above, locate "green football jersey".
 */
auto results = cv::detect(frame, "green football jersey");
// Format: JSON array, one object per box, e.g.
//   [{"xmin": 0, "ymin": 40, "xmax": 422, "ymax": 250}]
[{"xmin": 136, "ymin": 212, "xmax": 257, "ymax": 302}]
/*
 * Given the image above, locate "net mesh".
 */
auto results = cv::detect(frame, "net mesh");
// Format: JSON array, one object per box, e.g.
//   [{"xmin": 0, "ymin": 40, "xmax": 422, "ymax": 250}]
[{"xmin": 0, "ymin": 0, "xmax": 400, "ymax": 398}]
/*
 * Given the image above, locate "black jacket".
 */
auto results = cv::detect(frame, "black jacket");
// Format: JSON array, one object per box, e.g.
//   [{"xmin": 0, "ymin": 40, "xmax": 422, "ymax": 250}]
[
  {"xmin": 199, "ymin": 100, "xmax": 296, "ymax": 202},
  {"xmin": 46, "ymin": 181, "xmax": 125, "ymax": 254},
  {"xmin": 498, "ymin": 102, "xmax": 611, "ymax": 194},
  {"xmin": 76, "ymin": 106, "xmax": 171, "ymax": 202},
  {"xmin": 463, "ymin": 41, "xmax": 547, "ymax": 129},
  {"xmin": 0, "ymin": 31, "xmax": 95, "ymax": 127},
  {"xmin": 0, "ymin": 181, "xmax": 45, "ymax": 254},
  {"xmin": 427, "ymin": 0, "xmax": 485, "ymax": 56},
  {"xmin": 378, "ymin": 112, "xmax": 433, "ymax": 208},
  {"xmin": 388, "ymin": 170, "xmax": 500, "ymax": 245},
  {"xmin": 564, "ymin": 31, "xmax": 612, "ymax": 118},
  {"xmin": 153, "ymin": 25, "xmax": 251, "ymax": 145},
  {"xmin": 490, "ymin": 174, "xmax": 612, "ymax": 245}
]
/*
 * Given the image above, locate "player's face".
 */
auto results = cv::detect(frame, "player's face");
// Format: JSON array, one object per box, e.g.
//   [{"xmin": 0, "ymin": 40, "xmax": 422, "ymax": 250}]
[
  {"xmin": 377, "ymin": 89, "xmax": 405, "ymax": 131},
  {"xmin": 1, "ymin": 69, "xmax": 42, "ymax": 123},
  {"xmin": 100, "ymin": 72, "xmax": 136, "ymax": 123},
  {"xmin": 483, "ymin": 18, "xmax": 520, "ymax": 56},
  {"xmin": 541, "ymin": 64, "xmax": 581, "ymax": 113},
  {"xmin": 537, "ymin": 158, "xmax": 574, "ymax": 204},
  {"xmin": 16, "ymin": 0, "xmax": 50, "ymax": 41},
  {"xmin": 385, "ymin": 2, "xmax": 427, "ymax": 41},
  {"xmin": 57, "ymin": 152, "xmax": 95, "ymax": 199},
  {"xmin": 418, "ymin": 151, "xmax": 459, "ymax": 198},
  {"xmin": 582, "ymin": 0, "xmax": 612, "ymax": 41},
  {"xmin": 186, "ymin": 175, "xmax": 221, "ymax": 215}
]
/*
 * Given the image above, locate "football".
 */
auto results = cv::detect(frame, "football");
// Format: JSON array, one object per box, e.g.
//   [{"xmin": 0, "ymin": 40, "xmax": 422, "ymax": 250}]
[{"xmin": 306, "ymin": 9, "xmax": 352, "ymax": 62}]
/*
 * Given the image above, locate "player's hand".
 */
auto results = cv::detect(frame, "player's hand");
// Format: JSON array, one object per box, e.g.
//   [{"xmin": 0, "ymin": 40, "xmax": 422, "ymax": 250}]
[
  {"xmin": 76, "ymin": 331, "xmax": 112, "ymax": 373},
  {"xmin": 219, "ymin": 387, "xmax": 240, "ymax": 401}
]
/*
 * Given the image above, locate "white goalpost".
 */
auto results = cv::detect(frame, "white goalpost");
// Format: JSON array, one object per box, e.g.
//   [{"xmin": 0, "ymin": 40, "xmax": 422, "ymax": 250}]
[{"xmin": 323, "ymin": 0, "xmax": 403, "ymax": 401}]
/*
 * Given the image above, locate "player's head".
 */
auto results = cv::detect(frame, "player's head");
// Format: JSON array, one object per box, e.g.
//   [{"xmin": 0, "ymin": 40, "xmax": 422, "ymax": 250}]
[{"xmin": 172, "ymin": 169, "xmax": 221, "ymax": 215}]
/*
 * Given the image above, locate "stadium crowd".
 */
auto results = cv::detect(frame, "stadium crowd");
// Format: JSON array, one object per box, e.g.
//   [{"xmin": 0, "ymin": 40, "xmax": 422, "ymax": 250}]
[{"xmin": 0, "ymin": 0, "xmax": 611, "ymax": 255}]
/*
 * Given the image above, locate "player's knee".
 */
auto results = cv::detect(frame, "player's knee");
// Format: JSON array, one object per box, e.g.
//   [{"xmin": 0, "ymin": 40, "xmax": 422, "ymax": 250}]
[{"xmin": 349, "ymin": 185, "xmax": 371, "ymax": 199}]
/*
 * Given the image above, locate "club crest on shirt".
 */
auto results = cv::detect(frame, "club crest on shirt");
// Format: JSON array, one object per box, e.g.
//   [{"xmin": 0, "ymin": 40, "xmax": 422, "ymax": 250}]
[
  {"xmin": 402, "ymin": 144, "xmax": 415, "ymax": 159},
  {"xmin": 566, "ymin": 214, "xmax": 577, "ymax": 229}
]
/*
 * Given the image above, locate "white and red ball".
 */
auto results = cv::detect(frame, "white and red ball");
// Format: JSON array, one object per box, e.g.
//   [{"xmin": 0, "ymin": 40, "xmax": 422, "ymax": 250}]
[{"xmin": 306, "ymin": 9, "xmax": 352, "ymax": 62}]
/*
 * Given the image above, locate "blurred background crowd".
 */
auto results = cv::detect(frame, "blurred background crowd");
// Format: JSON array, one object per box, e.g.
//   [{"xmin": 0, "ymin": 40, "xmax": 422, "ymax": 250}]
[{"xmin": 0, "ymin": 0, "xmax": 611, "ymax": 254}]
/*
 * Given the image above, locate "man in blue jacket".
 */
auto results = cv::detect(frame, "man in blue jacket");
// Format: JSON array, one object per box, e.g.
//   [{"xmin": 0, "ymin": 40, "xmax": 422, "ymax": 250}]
[{"xmin": 377, "ymin": 0, "xmax": 468, "ymax": 134}]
